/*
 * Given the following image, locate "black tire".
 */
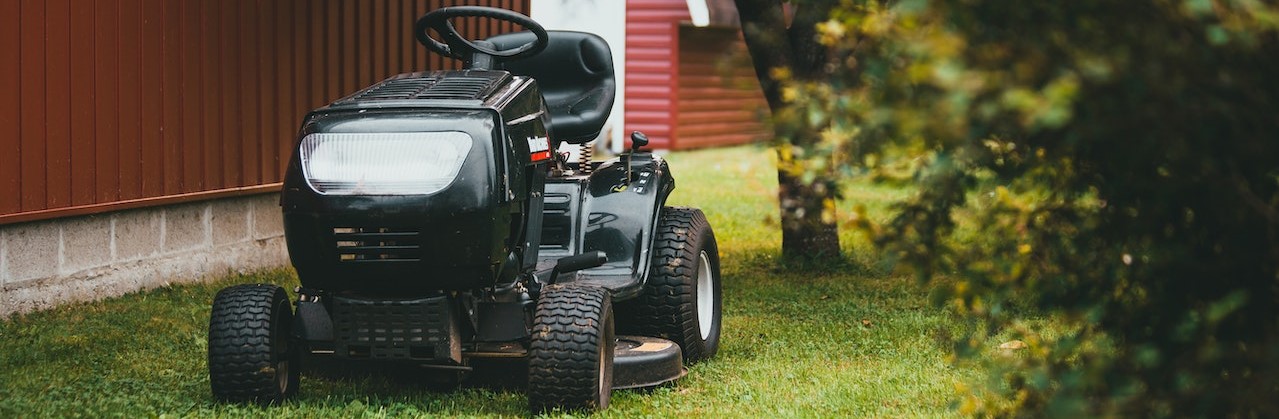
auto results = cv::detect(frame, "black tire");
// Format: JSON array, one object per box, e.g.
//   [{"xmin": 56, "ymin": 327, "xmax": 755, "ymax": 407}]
[
  {"xmin": 208, "ymin": 284, "xmax": 300, "ymax": 404},
  {"xmin": 618, "ymin": 207, "xmax": 722, "ymax": 364},
  {"xmin": 528, "ymin": 284, "xmax": 615, "ymax": 412}
]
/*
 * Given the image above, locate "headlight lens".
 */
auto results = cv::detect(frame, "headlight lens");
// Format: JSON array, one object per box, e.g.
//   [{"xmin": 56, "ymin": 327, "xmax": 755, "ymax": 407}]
[{"xmin": 299, "ymin": 132, "xmax": 472, "ymax": 195}]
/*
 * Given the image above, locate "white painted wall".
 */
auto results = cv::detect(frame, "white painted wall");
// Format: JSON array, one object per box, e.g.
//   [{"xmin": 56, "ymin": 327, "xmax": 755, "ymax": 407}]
[
  {"xmin": 685, "ymin": 0, "xmax": 710, "ymax": 26},
  {"xmin": 530, "ymin": 0, "xmax": 627, "ymax": 153}
]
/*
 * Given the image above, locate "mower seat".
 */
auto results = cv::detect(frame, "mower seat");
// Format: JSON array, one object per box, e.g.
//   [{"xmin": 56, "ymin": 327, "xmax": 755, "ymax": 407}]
[{"xmin": 487, "ymin": 31, "xmax": 615, "ymax": 144}]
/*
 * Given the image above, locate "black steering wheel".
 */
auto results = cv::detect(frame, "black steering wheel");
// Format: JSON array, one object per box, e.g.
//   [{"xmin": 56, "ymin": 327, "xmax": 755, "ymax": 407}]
[{"xmin": 414, "ymin": 6, "xmax": 548, "ymax": 61}]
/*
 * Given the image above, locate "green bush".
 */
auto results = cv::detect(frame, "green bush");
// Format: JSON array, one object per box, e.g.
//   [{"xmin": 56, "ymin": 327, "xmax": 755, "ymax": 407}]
[{"xmin": 797, "ymin": 0, "xmax": 1279, "ymax": 416}]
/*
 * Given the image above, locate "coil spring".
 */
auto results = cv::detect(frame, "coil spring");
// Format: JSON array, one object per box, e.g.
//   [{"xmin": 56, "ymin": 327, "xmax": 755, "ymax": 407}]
[{"xmin": 579, "ymin": 142, "xmax": 593, "ymax": 174}]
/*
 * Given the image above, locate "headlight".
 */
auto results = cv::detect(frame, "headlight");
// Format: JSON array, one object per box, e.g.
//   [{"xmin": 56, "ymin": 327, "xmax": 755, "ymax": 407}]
[{"xmin": 299, "ymin": 132, "xmax": 472, "ymax": 195}]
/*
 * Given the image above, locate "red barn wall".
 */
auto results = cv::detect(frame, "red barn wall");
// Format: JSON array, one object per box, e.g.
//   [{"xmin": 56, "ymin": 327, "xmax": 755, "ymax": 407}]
[
  {"xmin": 625, "ymin": 0, "xmax": 768, "ymax": 150},
  {"xmin": 674, "ymin": 24, "xmax": 769, "ymax": 149},
  {"xmin": 0, "ymin": 0, "xmax": 529, "ymax": 224},
  {"xmin": 624, "ymin": 0, "xmax": 690, "ymax": 150}
]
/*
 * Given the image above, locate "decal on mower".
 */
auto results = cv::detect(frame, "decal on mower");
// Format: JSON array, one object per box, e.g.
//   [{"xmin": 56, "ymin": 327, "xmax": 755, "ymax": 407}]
[{"xmin": 527, "ymin": 136, "xmax": 551, "ymax": 161}]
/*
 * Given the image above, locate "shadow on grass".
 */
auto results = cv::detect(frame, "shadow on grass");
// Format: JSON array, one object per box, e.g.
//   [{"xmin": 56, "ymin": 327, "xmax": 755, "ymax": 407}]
[
  {"xmin": 301, "ymin": 356, "xmax": 530, "ymax": 393},
  {"xmin": 727, "ymin": 249, "xmax": 894, "ymax": 281}
]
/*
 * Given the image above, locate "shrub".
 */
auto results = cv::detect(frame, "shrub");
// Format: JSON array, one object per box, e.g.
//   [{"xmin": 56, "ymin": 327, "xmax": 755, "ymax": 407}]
[{"xmin": 802, "ymin": 0, "xmax": 1279, "ymax": 416}]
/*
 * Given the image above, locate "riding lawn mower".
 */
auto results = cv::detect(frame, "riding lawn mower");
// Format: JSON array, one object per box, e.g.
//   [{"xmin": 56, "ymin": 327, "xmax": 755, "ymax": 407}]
[{"xmin": 206, "ymin": 6, "xmax": 722, "ymax": 412}]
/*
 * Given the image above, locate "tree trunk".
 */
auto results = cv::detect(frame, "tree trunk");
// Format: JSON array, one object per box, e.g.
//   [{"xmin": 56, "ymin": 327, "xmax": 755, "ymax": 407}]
[
  {"xmin": 777, "ymin": 167, "xmax": 841, "ymax": 260},
  {"xmin": 736, "ymin": 0, "xmax": 842, "ymax": 260}
]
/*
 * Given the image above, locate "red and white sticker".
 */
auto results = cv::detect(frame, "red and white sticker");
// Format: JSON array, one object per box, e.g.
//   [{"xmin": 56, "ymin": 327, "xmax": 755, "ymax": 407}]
[{"xmin": 527, "ymin": 135, "xmax": 551, "ymax": 161}]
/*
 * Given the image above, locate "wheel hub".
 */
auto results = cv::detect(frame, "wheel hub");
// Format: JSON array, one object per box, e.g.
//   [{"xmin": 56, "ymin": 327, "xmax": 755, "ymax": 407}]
[{"xmin": 696, "ymin": 251, "xmax": 715, "ymax": 340}]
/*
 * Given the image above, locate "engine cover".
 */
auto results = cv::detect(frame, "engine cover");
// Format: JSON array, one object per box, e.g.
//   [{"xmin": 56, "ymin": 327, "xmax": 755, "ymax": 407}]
[{"xmin": 281, "ymin": 70, "xmax": 551, "ymax": 292}]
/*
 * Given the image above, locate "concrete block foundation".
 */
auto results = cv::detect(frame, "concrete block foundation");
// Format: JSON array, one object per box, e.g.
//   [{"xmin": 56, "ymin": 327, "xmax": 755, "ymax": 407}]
[{"xmin": 1, "ymin": 193, "xmax": 289, "ymax": 318}]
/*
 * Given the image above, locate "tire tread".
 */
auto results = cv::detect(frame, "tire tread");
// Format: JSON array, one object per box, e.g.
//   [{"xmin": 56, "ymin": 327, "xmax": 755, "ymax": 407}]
[
  {"xmin": 618, "ymin": 206, "xmax": 720, "ymax": 363},
  {"xmin": 208, "ymin": 284, "xmax": 294, "ymax": 404},
  {"xmin": 528, "ymin": 284, "xmax": 614, "ymax": 411}
]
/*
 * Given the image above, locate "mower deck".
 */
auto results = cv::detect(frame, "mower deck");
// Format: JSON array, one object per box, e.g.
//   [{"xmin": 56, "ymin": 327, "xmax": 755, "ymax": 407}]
[
  {"xmin": 467, "ymin": 335, "xmax": 687, "ymax": 389},
  {"xmin": 612, "ymin": 336, "xmax": 687, "ymax": 389}
]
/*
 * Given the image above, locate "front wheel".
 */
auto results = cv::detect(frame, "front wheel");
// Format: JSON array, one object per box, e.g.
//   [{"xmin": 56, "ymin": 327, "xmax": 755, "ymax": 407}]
[
  {"xmin": 618, "ymin": 207, "xmax": 722, "ymax": 364},
  {"xmin": 208, "ymin": 284, "xmax": 300, "ymax": 404},
  {"xmin": 528, "ymin": 284, "xmax": 615, "ymax": 412}
]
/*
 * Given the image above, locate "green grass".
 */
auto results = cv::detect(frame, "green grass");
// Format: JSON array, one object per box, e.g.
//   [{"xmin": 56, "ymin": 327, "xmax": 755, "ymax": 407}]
[{"xmin": 0, "ymin": 145, "xmax": 984, "ymax": 418}]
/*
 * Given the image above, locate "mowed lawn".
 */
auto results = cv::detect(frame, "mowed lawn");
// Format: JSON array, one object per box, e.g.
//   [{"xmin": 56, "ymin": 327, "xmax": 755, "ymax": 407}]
[{"xmin": 0, "ymin": 146, "xmax": 983, "ymax": 417}]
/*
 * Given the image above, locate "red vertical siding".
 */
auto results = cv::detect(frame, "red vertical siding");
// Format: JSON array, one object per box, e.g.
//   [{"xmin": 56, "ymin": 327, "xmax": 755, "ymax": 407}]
[
  {"xmin": 415, "ymin": 2, "xmax": 429, "ymax": 71},
  {"xmin": 341, "ymin": 1, "xmax": 356, "ymax": 95},
  {"xmin": 201, "ymin": 1, "xmax": 222, "ymax": 191},
  {"xmin": 94, "ymin": 0, "xmax": 121, "ymax": 203},
  {"xmin": 0, "ymin": 1, "xmax": 20, "ymax": 215},
  {"xmin": 180, "ymin": 1, "xmax": 203, "ymax": 193},
  {"xmin": 374, "ymin": 1, "xmax": 388, "ymax": 91},
  {"xmin": 69, "ymin": 3, "xmax": 97, "ymax": 206},
  {"xmin": 141, "ymin": 0, "xmax": 165, "ymax": 198},
  {"xmin": 119, "ymin": 0, "xmax": 142, "ymax": 200},
  {"xmin": 258, "ymin": 1, "xmax": 278, "ymax": 185},
  {"xmin": 2, "ymin": 0, "xmax": 530, "ymax": 224},
  {"xmin": 326, "ymin": 2, "xmax": 342, "ymax": 103},
  {"xmin": 241, "ymin": 5, "xmax": 261, "ymax": 186},
  {"xmin": 359, "ymin": 1, "xmax": 375, "ymax": 88},
  {"xmin": 296, "ymin": 0, "xmax": 314, "ymax": 171},
  {"xmin": 161, "ymin": 0, "xmax": 182, "ymax": 195},
  {"xmin": 46, "ymin": 0, "xmax": 73, "ymax": 208},
  {"xmin": 625, "ymin": 0, "xmax": 690, "ymax": 150},
  {"xmin": 20, "ymin": 0, "xmax": 47, "ymax": 211}
]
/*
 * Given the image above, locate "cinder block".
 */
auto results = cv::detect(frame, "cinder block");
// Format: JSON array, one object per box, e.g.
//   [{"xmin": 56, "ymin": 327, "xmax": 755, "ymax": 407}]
[
  {"xmin": 212, "ymin": 199, "xmax": 250, "ymax": 246},
  {"xmin": 251, "ymin": 194, "xmax": 285, "ymax": 240},
  {"xmin": 3, "ymin": 221, "xmax": 61, "ymax": 284},
  {"xmin": 59, "ymin": 215, "xmax": 112, "ymax": 274},
  {"xmin": 113, "ymin": 209, "xmax": 162, "ymax": 262},
  {"xmin": 1, "ymin": 229, "xmax": 7, "ymax": 284},
  {"xmin": 164, "ymin": 202, "xmax": 209, "ymax": 252}
]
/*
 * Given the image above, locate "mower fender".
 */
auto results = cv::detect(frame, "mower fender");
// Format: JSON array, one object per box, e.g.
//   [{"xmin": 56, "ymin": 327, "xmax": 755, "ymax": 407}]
[{"xmin": 571, "ymin": 153, "xmax": 674, "ymax": 300}]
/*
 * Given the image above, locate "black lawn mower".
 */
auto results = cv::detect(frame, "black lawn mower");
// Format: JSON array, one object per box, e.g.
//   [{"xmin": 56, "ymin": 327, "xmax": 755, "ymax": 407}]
[{"xmin": 206, "ymin": 6, "xmax": 722, "ymax": 412}]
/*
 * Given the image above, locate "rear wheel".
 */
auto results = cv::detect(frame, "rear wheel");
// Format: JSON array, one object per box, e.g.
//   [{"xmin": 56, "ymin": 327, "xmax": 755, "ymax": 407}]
[
  {"xmin": 208, "ymin": 284, "xmax": 300, "ymax": 404},
  {"xmin": 618, "ymin": 207, "xmax": 722, "ymax": 364},
  {"xmin": 528, "ymin": 284, "xmax": 615, "ymax": 412}
]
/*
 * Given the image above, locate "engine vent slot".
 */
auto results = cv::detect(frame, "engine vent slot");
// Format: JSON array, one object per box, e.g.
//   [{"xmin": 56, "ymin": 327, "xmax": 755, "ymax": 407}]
[
  {"xmin": 335, "ymin": 71, "xmax": 512, "ymax": 104},
  {"xmin": 333, "ymin": 227, "xmax": 421, "ymax": 262},
  {"xmin": 416, "ymin": 75, "xmax": 503, "ymax": 100},
  {"xmin": 352, "ymin": 77, "xmax": 440, "ymax": 101}
]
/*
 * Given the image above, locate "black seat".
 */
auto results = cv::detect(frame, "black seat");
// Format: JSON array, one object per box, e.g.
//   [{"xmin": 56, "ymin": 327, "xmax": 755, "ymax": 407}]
[{"xmin": 487, "ymin": 31, "xmax": 615, "ymax": 144}]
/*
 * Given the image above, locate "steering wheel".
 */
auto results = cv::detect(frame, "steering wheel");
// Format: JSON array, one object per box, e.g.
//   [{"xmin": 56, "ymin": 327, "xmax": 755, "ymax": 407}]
[{"xmin": 414, "ymin": 6, "xmax": 548, "ymax": 61}]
